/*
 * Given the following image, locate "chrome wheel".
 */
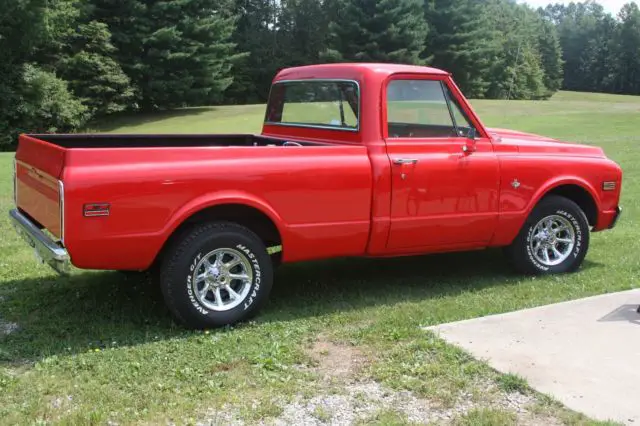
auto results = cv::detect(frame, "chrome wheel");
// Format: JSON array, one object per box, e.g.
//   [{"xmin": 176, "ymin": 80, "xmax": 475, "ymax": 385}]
[
  {"xmin": 530, "ymin": 215, "xmax": 576, "ymax": 266},
  {"xmin": 191, "ymin": 248, "xmax": 253, "ymax": 312}
]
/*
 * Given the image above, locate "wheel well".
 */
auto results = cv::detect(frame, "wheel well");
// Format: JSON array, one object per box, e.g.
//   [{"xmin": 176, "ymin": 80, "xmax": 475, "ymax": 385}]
[
  {"xmin": 544, "ymin": 184, "xmax": 598, "ymax": 226},
  {"xmin": 155, "ymin": 204, "xmax": 282, "ymax": 268}
]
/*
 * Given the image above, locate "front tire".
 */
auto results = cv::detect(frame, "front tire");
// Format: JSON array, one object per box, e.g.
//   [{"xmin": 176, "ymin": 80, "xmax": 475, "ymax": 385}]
[
  {"xmin": 505, "ymin": 195, "xmax": 590, "ymax": 275},
  {"xmin": 160, "ymin": 222, "xmax": 274, "ymax": 328}
]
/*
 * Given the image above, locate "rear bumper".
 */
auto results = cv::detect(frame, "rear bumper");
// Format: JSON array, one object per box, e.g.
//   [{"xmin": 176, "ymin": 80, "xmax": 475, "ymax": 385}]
[{"xmin": 9, "ymin": 209, "xmax": 70, "ymax": 275}]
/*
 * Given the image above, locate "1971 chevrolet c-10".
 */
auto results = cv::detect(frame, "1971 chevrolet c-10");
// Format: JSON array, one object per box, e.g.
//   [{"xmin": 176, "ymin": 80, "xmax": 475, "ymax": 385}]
[{"xmin": 10, "ymin": 63, "xmax": 623, "ymax": 328}]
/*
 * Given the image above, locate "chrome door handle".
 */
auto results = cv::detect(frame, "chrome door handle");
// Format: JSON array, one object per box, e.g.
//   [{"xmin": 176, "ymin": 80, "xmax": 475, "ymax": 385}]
[{"xmin": 392, "ymin": 158, "xmax": 418, "ymax": 165}]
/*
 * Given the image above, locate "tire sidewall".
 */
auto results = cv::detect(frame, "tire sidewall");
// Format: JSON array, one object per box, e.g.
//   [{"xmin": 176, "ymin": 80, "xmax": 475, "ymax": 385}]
[
  {"xmin": 522, "ymin": 201, "xmax": 589, "ymax": 274},
  {"xmin": 163, "ymin": 225, "xmax": 273, "ymax": 328}
]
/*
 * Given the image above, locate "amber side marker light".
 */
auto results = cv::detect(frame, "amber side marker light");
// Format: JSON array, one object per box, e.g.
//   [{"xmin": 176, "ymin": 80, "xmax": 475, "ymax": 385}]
[
  {"xmin": 84, "ymin": 203, "xmax": 110, "ymax": 217},
  {"xmin": 602, "ymin": 181, "xmax": 617, "ymax": 191}
]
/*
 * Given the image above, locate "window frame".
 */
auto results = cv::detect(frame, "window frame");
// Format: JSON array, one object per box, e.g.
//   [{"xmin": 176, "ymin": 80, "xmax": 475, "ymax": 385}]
[
  {"xmin": 264, "ymin": 79, "xmax": 361, "ymax": 133},
  {"xmin": 382, "ymin": 74, "xmax": 485, "ymax": 141},
  {"xmin": 442, "ymin": 83, "xmax": 477, "ymax": 138}
]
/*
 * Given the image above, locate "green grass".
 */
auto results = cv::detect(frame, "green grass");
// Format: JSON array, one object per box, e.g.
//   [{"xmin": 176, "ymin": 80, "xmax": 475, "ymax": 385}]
[
  {"xmin": 452, "ymin": 408, "xmax": 517, "ymax": 426},
  {"xmin": 90, "ymin": 104, "xmax": 268, "ymax": 134},
  {"xmin": 358, "ymin": 409, "xmax": 418, "ymax": 425},
  {"xmin": 496, "ymin": 373, "xmax": 529, "ymax": 394},
  {"xmin": 1, "ymin": 91, "xmax": 638, "ymax": 424}
]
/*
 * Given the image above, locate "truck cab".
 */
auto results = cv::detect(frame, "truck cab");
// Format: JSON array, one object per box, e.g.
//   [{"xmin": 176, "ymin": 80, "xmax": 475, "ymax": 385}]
[{"xmin": 263, "ymin": 63, "xmax": 621, "ymax": 254}]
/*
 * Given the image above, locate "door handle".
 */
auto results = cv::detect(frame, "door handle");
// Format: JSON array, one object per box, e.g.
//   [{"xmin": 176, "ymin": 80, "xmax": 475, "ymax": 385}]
[{"xmin": 393, "ymin": 158, "xmax": 418, "ymax": 165}]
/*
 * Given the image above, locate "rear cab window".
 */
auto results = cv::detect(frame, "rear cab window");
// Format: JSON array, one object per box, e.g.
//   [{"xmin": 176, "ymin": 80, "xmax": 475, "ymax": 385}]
[
  {"xmin": 387, "ymin": 79, "xmax": 475, "ymax": 139},
  {"xmin": 265, "ymin": 80, "xmax": 360, "ymax": 131}
]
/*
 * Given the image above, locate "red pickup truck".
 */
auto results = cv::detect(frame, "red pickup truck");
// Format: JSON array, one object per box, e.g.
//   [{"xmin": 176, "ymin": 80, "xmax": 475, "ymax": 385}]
[{"xmin": 10, "ymin": 63, "xmax": 622, "ymax": 328}]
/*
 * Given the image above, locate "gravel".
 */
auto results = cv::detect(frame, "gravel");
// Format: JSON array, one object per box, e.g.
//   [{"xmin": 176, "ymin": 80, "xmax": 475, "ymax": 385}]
[
  {"xmin": 196, "ymin": 378, "xmax": 536, "ymax": 425},
  {"xmin": 195, "ymin": 338, "xmax": 538, "ymax": 425}
]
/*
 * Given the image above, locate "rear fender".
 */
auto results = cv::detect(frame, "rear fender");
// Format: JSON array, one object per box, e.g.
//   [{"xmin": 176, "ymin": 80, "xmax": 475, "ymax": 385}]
[{"xmin": 160, "ymin": 190, "xmax": 286, "ymax": 248}]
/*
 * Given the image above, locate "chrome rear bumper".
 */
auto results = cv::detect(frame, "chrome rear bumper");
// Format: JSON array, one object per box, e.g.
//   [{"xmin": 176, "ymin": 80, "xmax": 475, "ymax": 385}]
[{"xmin": 9, "ymin": 209, "xmax": 70, "ymax": 275}]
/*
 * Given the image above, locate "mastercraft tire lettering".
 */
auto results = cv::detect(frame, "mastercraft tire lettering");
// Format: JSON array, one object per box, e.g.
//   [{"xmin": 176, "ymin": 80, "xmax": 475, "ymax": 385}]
[
  {"xmin": 160, "ymin": 222, "xmax": 274, "ymax": 328},
  {"xmin": 236, "ymin": 244, "xmax": 261, "ymax": 310},
  {"xmin": 506, "ymin": 195, "xmax": 590, "ymax": 275}
]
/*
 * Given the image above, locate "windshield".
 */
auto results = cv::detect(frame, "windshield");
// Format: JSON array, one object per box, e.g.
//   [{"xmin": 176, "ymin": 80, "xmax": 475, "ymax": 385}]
[{"xmin": 265, "ymin": 80, "xmax": 359, "ymax": 131}]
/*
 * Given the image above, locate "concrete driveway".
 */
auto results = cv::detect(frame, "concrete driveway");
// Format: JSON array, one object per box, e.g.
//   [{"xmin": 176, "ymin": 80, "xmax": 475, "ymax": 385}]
[{"xmin": 426, "ymin": 289, "xmax": 640, "ymax": 425}]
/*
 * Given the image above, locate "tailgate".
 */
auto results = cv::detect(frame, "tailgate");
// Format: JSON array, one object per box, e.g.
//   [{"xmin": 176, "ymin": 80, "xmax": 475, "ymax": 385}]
[{"xmin": 14, "ymin": 135, "xmax": 66, "ymax": 240}]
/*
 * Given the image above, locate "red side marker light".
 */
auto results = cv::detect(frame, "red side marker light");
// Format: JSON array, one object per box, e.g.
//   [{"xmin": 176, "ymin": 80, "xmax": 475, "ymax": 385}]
[{"xmin": 84, "ymin": 203, "xmax": 110, "ymax": 217}]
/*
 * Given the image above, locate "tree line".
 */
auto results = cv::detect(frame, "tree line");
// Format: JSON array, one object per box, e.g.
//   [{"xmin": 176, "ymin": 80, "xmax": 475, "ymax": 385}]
[{"xmin": 1, "ymin": 0, "xmax": 639, "ymax": 149}]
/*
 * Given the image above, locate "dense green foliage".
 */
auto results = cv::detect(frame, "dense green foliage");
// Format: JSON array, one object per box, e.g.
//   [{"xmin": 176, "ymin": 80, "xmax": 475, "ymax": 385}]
[
  {"xmin": 1, "ymin": 0, "xmax": 639, "ymax": 149},
  {"xmin": 426, "ymin": 0, "xmax": 500, "ymax": 98},
  {"xmin": 322, "ymin": 0, "xmax": 428, "ymax": 64},
  {"xmin": 543, "ymin": 1, "xmax": 640, "ymax": 95},
  {"xmin": 0, "ymin": 0, "xmax": 89, "ymax": 147},
  {"xmin": 88, "ymin": 0, "xmax": 238, "ymax": 110}
]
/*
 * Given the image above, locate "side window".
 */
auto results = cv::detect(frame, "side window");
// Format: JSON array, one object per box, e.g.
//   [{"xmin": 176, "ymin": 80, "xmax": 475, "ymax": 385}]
[
  {"xmin": 443, "ymin": 84, "xmax": 476, "ymax": 138},
  {"xmin": 387, "ymin": 80, "xmax": 456, "ymax": 138}
]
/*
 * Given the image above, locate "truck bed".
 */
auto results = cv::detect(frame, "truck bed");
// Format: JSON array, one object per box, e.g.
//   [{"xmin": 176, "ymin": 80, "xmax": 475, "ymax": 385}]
[
  {"xmin": 34, "ymin": 133, "xmax": 326, "ymax": 148},
  {"xmin": 14, "ymin": 132, "xmax": 373, "ymax": 270}
]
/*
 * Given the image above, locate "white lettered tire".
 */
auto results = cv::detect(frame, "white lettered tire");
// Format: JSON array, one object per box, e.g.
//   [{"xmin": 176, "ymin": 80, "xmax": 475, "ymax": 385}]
[
  {"xmin": 505, "ymin": 195, "xmax": 590, "ymax": 275},
  {"xmin": 160, "ymin": 222, "xmax": 274, "ymax": 328}
]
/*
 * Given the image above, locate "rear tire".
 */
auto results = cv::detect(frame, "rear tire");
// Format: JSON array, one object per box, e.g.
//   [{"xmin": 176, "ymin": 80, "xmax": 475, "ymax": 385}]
[
  {"xmin": 505, "ymin": 195, "xmax": 590, "ymax": 275},
  {"xmin": 160, "ymin": 221, "xmax": 273, "ymax": 328}
]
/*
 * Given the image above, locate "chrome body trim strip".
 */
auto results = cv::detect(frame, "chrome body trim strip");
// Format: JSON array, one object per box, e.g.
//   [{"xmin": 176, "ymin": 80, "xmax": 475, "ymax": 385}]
[{"xmin": 59, "ymin": 180, "xmax": 65, "ymax": 245}]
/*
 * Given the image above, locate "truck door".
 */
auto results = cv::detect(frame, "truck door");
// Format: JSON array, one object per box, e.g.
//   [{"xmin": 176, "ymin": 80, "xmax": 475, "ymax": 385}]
[{"xmin": 385, "ymin": 76, "xmax": 500, "ymax": 250}]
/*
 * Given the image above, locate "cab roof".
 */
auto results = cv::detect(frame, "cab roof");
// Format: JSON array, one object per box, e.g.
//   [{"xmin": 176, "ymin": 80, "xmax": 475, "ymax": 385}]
[{"xmin": 273, "ymin": 63, "xmax": 450, "ymax": 83}]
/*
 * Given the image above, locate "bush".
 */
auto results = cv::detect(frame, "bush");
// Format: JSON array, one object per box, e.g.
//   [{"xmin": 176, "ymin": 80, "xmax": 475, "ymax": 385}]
[{"xmin": 0, "ymin": 64, "xmax": 89, "ymax": 150}]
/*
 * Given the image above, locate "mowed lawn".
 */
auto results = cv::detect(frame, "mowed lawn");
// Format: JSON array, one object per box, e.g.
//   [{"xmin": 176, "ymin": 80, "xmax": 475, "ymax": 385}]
[{"xmin": 0, "ymin": 91, "xmax": 638, "ymax": 425}]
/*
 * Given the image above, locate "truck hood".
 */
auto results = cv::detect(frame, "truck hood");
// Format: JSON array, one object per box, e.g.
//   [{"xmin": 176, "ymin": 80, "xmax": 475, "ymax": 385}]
[{"xmin": 487, "ymin": 127, "xmax": 606, "ymax": 158}]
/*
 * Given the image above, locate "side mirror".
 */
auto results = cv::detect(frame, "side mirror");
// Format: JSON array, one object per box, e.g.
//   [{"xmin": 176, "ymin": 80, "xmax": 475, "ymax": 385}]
[{"xmin": 462, "ymin": 128, "xmax": 477, "ymax": 154}]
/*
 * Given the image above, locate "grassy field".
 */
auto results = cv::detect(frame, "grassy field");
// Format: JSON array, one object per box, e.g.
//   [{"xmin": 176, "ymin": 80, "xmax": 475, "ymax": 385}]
[{"xmin": 1, "ymin": 91, "xmax": 638, "ymax": 425}]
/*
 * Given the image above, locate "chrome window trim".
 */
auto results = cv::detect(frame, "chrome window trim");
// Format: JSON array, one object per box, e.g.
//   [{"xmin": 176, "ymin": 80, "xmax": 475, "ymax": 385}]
[
  {"xmin": 264, "ymin": 79, "xmax": 361, "ymax": 133},
  {"xmin": 386, "ymin": 78, "xmax": 462, "ymax": 140},
  {"xmin": 13, "ymin": 158, "xmax": 17, "ymax": 206}
]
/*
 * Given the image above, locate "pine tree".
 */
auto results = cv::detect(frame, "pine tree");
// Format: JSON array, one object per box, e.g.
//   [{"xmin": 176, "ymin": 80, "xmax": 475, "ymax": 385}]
[
  {"xmin": 85, "ymin": 0, "xmax": 150, "ymax": 104},
  {"xmin": 280, "ymin": 0, "xmax": 327, "ymax": 66},
  {"xmin": 226, "ymin": 0, "xmax": 282, "ymax": 103},
  {"xmin": 484, "ymin": 0, "xmax": 548, "ymax": 99},
  {"xmin": 548, "ymin": 1, "xmax": 609, "ymax": 92},
  {"xmin": 579, "ymin": 13, "xmax": 618, "ymax": 93},
  {"xmin": 426, "ymin": 0, "xmax": 501, "ymax": 98},
  {"xmin": 537, "ymin": 18, "xmax": 564, "ymax": 95},
  {"xmin": 322, "ymin": 0, "xmax": 428, "ymax": 64},
  {"xmin": 89, "ymin": 0, "xmax": 239, "ymax": 110},
  {"xmin": 614, "ymin": 2, "xmax": 640, "ymax": 94},
  {"xmin": 60, "ymin": 21, "xmax": 134, "ymax": 116}
]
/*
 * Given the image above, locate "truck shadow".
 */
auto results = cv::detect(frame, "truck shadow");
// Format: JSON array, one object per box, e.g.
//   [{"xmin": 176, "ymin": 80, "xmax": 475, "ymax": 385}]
[{"xmin": 0, "ymin": 250, "xmax": 602, "ymax": 363}]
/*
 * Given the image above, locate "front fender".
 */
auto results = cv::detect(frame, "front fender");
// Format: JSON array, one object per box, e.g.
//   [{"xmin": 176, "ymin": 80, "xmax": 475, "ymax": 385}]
[
  {"xmin": 491, "ymin": 175, "xmax": 601, "ymax": 247},
  {"xmin": 526, "ymin": 176, "xmax": 602, "ymax": 215}
]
